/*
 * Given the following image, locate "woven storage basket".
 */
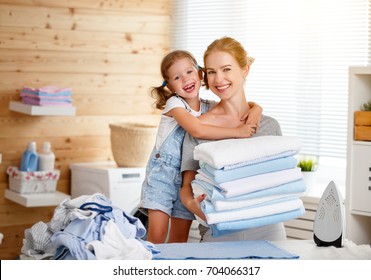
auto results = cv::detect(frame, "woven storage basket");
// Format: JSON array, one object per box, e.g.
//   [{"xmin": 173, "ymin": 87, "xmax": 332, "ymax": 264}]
[
  {"xmin": 109, "ymin": 122, "xmax": 158, "ymax": 167},
  {"xmin": 7, "ymin": 166, "xmax": 60, "ymax": 194}
]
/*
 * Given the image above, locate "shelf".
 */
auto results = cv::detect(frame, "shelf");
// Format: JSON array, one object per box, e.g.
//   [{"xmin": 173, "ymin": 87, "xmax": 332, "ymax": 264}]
[
  {"xmin": 300, "ymin": 195, "xmax": 320, "ymax": 205},
  {"xmin": 346, "ymin": 66, "xmax": 371, "ymax": 245},
  {"xmin": 349, "ymin": 66, "xmax": 371, "ymax": 75},
  {"xmin": 9, "ymin": 101, "xmax": 76, "ymax": 116},
  {"xmin": 351, "ymin": 209, "xmax": 371, "ymax": 217},
  {"xmin": 5, "ymin": 189, "xmax": 70, "ymax": 207},
  {"xmin": 352, "ymin": 140, "xmax": 371, "ymax": 146}
]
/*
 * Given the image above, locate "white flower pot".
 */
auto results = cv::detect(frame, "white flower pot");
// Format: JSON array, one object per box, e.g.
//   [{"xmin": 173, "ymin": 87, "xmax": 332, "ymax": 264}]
[{"xmin": 302, "ymin": 171, "xmax": 318, "ymax": 189}]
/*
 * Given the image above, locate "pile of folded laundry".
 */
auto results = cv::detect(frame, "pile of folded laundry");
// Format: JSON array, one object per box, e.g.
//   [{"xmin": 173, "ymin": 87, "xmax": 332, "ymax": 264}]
[
  {"xmin": 20, "ymin": 85, "xmax": 73, "ymax": 106},
  {"xmin": 192, "ymin": 135, "xmax": 306, "ymax": 237}
]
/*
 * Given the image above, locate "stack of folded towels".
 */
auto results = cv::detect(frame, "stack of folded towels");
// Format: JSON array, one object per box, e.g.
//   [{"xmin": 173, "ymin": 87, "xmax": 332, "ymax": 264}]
[
  {"xmin": 20, "ymin": 85, "xmax": 73, "ymax": 106},
  {"xmin": 191, "ymin": 135, "xmax": 306, "ymax": 238}
]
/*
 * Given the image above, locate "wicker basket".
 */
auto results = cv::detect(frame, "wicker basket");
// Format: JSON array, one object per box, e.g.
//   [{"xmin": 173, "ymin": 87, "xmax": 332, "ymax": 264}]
[
  {"xmin": 109, "ymin": 122, "xmax": 158, "ymax": 167},
  {"xmin": 7, "ymin": 166, "xmax": 60, "ymax": 194}
]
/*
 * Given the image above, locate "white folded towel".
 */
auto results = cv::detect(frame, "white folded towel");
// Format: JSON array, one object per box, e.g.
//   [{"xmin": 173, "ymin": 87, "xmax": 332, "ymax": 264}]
[
  {"xmin": 218, "ymin": 167, "xmax": 303, "ymax": 197},
  {"xmin": 212, "ymin": 193, "xmax": 303, "ymax": 211},
  {"xmin": 204, "ymin": 197, "xmax": 303, "ymax": 225},
  {"xmin": 196, "ymin": 167, "xmax": 303, "ymax": 198},
  {"xmin": 193, "ymin": 135, "xmax": 302, "ymax": 169}
]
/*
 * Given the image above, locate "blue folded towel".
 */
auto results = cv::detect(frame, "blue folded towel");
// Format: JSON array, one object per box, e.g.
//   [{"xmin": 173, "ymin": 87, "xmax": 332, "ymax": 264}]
[
  {"xmin": 201, "ymin": 156, "xmax": 298, "ymax": 183},
  {"xmin": 210, "ymin": 207, "xmax": 306, "ymax": 238},
  {"xmin": 153, "ymin": 240, "xmax": 298, "ymax": 259},
  {"xmin": 192, "ymin": 178, "xmax": 306, "ymax": 202}
]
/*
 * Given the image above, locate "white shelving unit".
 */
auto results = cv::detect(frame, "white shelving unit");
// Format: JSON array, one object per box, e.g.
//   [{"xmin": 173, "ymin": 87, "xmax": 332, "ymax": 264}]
[
  {"xmin": 6, "ymin": 100, "xmax": 75, "ymax": 206},
  {"xmin": 346, "ymin": 66, "xmax": 371, "ymax": 245},
  {"xmin": 4, "ymin": 189, "xmax": 70, "ymax": 207},
  {"xmin": 9, "ymin": 101, "xmax": 76, "ymax": 116}
]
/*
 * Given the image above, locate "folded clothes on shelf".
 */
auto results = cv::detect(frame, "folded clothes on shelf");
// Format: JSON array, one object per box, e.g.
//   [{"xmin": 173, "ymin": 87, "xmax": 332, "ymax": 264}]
[{"xmin": 20, "ymin": 86, "xmax": 73, "ymax": 106}]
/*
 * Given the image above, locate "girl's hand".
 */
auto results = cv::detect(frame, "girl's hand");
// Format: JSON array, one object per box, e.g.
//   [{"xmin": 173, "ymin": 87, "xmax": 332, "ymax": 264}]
[
  {"xmin": 237, "ymin": 123, "xmax": 257, "ymax": 138},
  {"xmin": 245, "ymin": 102, "xmax": 263, "ymax": 132}
]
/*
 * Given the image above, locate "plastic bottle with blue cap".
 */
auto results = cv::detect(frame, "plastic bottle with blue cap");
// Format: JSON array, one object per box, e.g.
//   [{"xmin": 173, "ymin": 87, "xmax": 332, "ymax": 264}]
[{"xmin": 20, "ymin": 141, "xmax": 39, "ymax": 172}]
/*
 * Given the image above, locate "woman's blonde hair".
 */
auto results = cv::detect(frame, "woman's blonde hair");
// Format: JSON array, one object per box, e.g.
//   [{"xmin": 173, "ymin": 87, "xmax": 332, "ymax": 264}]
[
  {"xmin": 203, "ymin": 36, "xmax": 255, "ymax": 89},
  {"xmin": 151, "ymin": 50, "xmax": 199, "ymax": 110}
]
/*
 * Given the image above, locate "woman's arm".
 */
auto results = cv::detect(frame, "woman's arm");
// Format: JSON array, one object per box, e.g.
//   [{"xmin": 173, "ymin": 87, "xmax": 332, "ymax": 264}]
[
  {"xmin": 169, "ymin": 107, "xmax": 256, "ymax": 140},
  {"xmin": 180, "ymin": 170, "xmax": 206, "ymax": 221}
]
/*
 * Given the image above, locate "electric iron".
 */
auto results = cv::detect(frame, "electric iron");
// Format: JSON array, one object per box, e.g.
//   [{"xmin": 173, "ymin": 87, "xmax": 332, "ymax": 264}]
[{"xmin": 313, "ymin": 180, "xmax": 345, "ymax": 248}]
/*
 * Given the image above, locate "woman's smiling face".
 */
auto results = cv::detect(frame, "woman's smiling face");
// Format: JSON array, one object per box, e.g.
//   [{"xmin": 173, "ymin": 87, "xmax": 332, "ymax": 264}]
[{"xmin": 205, "ymin": 51, "xmax": 248, "ymax": 99}]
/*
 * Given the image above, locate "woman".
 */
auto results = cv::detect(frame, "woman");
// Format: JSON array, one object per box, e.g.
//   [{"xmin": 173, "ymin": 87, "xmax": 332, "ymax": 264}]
[{"xmin": 180, "ymin": 37, "xmax": 287, "ymax": 242}]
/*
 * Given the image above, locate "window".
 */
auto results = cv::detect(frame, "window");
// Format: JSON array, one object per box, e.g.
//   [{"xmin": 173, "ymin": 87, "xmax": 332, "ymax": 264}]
[{"xmin": 171, "ymin": 0, "xmax": 369, "ymax": 163}]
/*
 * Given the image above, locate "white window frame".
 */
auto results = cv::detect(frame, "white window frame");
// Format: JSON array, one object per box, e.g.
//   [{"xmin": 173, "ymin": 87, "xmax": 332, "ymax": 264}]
[{"xmin": 171, "ymin": 0, "xmax": 370, "ymax": 193}]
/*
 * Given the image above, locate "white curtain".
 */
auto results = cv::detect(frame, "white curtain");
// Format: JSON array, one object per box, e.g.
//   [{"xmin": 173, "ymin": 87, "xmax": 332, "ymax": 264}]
[{"xmin": 171, "ymin": 0, "xmax": 369, "ymax": 160}]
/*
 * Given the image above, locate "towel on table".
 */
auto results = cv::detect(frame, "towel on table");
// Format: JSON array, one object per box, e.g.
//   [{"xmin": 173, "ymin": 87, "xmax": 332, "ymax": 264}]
[
  {"xmin": 203, "ymin": 197, "xmax": 304, "ymax": 224},
  {"xmin": 200, "ymin": 156, "xmax": 298, "ymax": 183},
  {"xmin": 194, "ymin": 136, "xmax": 301, "ymax": 169}
]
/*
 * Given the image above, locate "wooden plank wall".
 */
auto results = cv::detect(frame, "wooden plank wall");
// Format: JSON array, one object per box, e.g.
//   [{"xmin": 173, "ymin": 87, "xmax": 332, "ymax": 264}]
[{"xmin": 0, "ymin": 0, "xmax": 169, "ymax": 259}]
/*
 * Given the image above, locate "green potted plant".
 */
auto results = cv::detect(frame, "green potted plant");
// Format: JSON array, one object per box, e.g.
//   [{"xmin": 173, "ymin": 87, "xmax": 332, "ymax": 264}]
[
  {"xmin": 361, "ymin": 99, "xmax": 371, "ymax": 111},
  {"xmin": 297, "ymin": 158, "xmax": 318, "ymax": 172},
  {"xmin": 297, "ymin": 155, "xmax": 318, "ymax": 188}
]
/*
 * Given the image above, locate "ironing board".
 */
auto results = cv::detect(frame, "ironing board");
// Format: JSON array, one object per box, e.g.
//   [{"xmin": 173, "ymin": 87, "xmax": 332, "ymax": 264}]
[
  {"xmin": 152, "ymin": 239, "xmax": 371, "ymax": 260},
  {"xmin": 153, "ymin": 240, "xmax": 298, "ymax": 260}
]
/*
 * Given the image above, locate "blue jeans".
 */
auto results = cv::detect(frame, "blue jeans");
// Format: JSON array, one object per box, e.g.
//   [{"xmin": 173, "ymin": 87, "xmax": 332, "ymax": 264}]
[{"xmin": 139, "ymin": 125, "xmax": 195, "ymax": 220}]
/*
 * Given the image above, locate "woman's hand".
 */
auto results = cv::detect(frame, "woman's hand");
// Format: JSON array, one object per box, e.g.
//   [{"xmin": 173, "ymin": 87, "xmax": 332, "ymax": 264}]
[
  {"xmin": 180, "ymin": 171, "xmax": 207, "ymax": 221},
  {"xmin": 185, "ymin": 194, "xmax": 207, "ymax": 221}
]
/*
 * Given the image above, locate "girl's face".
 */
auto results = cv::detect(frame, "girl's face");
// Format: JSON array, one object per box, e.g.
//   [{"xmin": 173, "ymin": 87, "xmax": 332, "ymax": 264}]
[
  {"xmin": 166, "ymin": 57, "xmax": 201, "ymax": 101},
  {"xmin": 205, "ymin": 51, "xmax": 248, "ymax": 100}
]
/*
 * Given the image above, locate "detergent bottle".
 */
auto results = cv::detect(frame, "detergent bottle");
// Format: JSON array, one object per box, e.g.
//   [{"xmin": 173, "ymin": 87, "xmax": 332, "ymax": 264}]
[
  {"xmin": 38, "ymin": 141, "xmax": 55, "ymax": 172},
  {"xmin": 20, "ymin": 141, "xmax": 39, "ymax": 172}
]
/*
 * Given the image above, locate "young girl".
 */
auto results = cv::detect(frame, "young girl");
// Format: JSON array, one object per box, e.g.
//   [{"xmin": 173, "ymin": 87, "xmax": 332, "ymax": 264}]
[{"xmin": 139, "ymin": 50, "xmax": 262, "ymax": 244}]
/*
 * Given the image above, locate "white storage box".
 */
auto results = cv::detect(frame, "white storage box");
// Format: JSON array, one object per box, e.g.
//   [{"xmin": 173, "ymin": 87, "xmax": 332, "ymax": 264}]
[
  {"xmin": 70, "ymin": 162, "xmax": 145, "ymax": 215},
  {"xmin": 7, "ymin": 166, "xmax": 60, "ymax": 194}
]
